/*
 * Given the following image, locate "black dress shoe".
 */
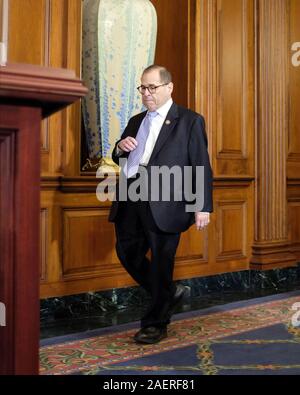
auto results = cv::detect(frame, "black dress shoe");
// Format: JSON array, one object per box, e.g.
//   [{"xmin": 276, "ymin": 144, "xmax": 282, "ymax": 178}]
[{"xmin": 134, "ymin": 326, "xmax": 167, "ymax": 344}]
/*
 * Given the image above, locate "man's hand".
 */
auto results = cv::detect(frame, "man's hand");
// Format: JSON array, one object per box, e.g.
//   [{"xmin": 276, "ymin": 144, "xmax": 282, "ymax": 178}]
[
  {"xmin": 118, "ymin": 137, "xmax": 138, "ymax": 152},
  {"xmin": 195, "ymin": 212, "xmax": 210, "ymax": 230}
]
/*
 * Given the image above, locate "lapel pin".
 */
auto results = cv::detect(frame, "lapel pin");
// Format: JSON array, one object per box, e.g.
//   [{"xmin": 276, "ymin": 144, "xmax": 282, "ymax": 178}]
[{"xmin": 165, "ymin": 120, "xmax": 171, "ymax": 125}]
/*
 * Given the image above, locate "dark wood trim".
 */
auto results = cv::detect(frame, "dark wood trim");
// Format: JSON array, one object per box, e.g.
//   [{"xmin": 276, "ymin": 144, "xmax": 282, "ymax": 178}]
[
  {"xmin": 0, "ymin": 106, "xmax": 41, "ymax": 375},
  {"xmin": 0, "ymin": 63, "xmax": 86, "ymax": 375},
  {"xmin": 213, "ymin": 177, "xmax": 254, "ymax": 188},
  {"xmin": 287, "ymin": 178, "xmax": 300, "ymax": 187},
  {"xmin": 41, "ymin": 175, "xmax": 255, "ymax": 193},
  {"xmin": 251, "ymin": 240, "xmax": 298, "ymax": 270},
  {"xmin": 0, "ymin": 63, "xmax": 87, "ymax": 117}
]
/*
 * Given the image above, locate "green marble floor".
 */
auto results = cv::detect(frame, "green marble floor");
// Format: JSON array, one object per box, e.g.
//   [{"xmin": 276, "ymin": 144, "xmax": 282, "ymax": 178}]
[{"xmin": 40, "ymin": 266, "xmax": 300, "ymax": 339}]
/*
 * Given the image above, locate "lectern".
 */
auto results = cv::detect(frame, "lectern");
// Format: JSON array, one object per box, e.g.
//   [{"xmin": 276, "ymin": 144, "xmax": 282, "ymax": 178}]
[{"xmin": 0, "ymin": 63, "xmax": 87, "ymax": 375}]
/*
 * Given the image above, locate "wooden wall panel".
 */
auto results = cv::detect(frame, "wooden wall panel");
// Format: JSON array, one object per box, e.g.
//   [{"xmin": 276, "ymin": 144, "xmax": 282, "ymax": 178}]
[
  {"xmin": 9, "ymin": 0, "xmax": 297, "ymax": 298},
  {"xmin": 216, "ymin": 201, "xmax": 246, "ymax": 260},
  {"xmin": 197, "ymin": 0, "xmax": 254, "ymax": 177},
  {"xmin": 40, "ymin": 184, "xmax": 252, "ymax": 297},
  {"xmin": 47, "ymin": 0, "xmax": 82, "ymax": 177},
  {"xmin": 61, "ymin": 0, "xmax": 82, "ymax": 177},
  {"xmin": 217, "ymin": 0, "xmax": 243, "ymax": 155},
  {"xmin": 43, "ymin": 0, "xmax": 66, "ymax": 175},
  {"xmin": 289, "ymin": 1, "xmax": 300, "ymax": 261},
  {"xmin": 62, "ymin": 208, "xmax": 117, "ymax": 280},
  {"xmin": 40, "ymin": 192, "xmax": 134, "ymax": 298},
  {"xmin": 7, "ymin": 0, "xmax": 82, "ymax": 177},
  {"xmin": 38, "ymin": 0, "xmax": 254, "ymax": 298},
  {"xmin": 287, "ymin": 0, "xmax": 300, "ymax": 177},
  {"xmin": 213, "ymin": 183, "xmax": 252, "ymax": 268},
  {"xmin": 40, "ymin": 191, "xmax": 62, "ymax": 291},
  {"xmin": 286, "ymin": 0, "xmax": 300, "ymax": 265},
  {"xmin": 177, "ymin": 227, "xmax": 206, "ymax": 261},
  {"xmin": 150, "ymin": 0, "xmax": 195, "ymax": 109},
  {"xmin": 216, "ymin": 0, "xmax": 254, "ymax": 177},
  {"xmin": 288, "ymin": 181, "xmax": 300, "ymax": 260},
  {"xmin": 174, "ymin": 183, "xmax": 253, "ymax": 281},
  {"xmin": 8, "ymin": 0, "xmax": 51, "ymax": 171},
  {"xmin": 8, "ymin": 0, "xmax": 48, "ymax": 65},
  {"xmin": 288, "ymin": 202, "xmax": 300, "ymax": 259}
]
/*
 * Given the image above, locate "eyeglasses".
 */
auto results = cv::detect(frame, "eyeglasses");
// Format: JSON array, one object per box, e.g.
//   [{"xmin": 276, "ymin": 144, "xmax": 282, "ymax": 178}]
[{"xmin": 137, "ymin": 83, "xmax": 169, "ymax": 94}]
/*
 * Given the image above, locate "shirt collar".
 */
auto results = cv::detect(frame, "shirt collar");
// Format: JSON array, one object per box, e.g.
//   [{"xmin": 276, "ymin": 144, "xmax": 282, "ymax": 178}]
[{"xmin": 149, "ymin": 98, "xmax": 173, "ymax": 119}]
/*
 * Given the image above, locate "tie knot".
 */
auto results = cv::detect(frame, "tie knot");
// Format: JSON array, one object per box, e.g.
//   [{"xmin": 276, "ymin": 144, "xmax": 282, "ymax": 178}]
[{"xmin": 147, "ymin": 111, "xmax": 158, "ymax": 119}]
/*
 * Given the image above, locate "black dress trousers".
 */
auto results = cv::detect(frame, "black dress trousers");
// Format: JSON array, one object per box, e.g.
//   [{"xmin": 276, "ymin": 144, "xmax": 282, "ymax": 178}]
[{"xmin": 115, "ymin": 196, "xmax": 181, "ymax": 329}]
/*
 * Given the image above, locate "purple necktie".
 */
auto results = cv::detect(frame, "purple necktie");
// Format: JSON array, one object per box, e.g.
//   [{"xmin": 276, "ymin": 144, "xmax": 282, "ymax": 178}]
[{"xmin": 125, "ymin": 111, "xmax": 158, "ymax": 178}]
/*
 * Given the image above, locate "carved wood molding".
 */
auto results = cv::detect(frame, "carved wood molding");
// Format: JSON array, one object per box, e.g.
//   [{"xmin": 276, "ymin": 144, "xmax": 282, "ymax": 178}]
[
  {"xmin": 41, "ymin": 176, "xmax": 99, "ymax": 192},
  {"xmin": 287, "ymin": 178, "xmax": 300, "ymax": 187},
  {"xmin": 251, "ymin": 240, "xmax": 297, "ymax": 269},
  {"xmin": 40, "ymin": 175, "xmax": 255, "ymax": 193},
  {"xmin": 197, "ymin": 0, "xmax": 254, "ymax": 178},
  {"xmin": 214, "ymin": 176, "xmax": 254, "ymax": 188},
  {"xmin": 0, "ymin": 128, "xmax": 15, "ymax": 373}
]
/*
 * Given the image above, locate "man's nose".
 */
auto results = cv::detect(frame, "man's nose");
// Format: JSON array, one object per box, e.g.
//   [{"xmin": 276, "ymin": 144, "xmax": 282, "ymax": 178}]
[{"xmin": 143, "ymin": 88, "xmax": 151, "ymax": 96}]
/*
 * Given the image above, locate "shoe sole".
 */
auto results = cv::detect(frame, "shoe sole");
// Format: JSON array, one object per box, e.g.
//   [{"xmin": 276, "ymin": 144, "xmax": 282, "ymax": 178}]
[{"xmin": 134, "ymin": 333, "xmax": 167, "ymax": 345}]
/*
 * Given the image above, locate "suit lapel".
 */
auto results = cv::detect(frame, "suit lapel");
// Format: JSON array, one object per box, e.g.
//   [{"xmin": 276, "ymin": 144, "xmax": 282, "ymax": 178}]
[
  {"xmin": 148, "ymin": 103, "xmax": 179, "ymax": 164},
  {"xmin": 130, "ymin": 111, "xmax": 147, "ymax": 138}
]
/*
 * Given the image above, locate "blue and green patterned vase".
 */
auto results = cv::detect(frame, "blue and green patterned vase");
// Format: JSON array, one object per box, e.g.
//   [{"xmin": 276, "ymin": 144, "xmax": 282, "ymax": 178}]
[{"xmin": 82, "ymin": 0, "xmax": 157, "ymax": 170}]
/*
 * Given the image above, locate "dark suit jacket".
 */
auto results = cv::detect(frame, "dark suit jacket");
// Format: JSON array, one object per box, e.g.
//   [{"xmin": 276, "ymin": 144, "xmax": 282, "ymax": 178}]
[{"xmin": 109, "ymin": 103, "xmax": 213, "ymax": 233}]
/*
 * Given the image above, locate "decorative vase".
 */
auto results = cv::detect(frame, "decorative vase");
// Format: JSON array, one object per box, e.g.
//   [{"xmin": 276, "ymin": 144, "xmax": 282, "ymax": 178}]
[{"xmin": 82, "ymin": 0, "xmax": 157, "ymax": 171}]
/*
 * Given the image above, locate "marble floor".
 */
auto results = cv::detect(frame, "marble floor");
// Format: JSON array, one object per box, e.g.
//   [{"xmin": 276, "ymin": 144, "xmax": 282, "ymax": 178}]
[{"xmin": 40, "ymin": 267, "xmax": 300, "ymax": 339}]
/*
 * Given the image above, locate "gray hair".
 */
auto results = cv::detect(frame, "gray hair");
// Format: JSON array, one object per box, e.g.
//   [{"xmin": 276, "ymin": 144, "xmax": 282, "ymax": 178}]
[{"xmin": 142, "ymin": 65, "xmax": 172, "ymax": 84}]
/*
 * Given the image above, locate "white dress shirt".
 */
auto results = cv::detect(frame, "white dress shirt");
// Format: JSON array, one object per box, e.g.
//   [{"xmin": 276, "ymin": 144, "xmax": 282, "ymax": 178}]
[
  {"xmin": 116, "ymin": 98, "xmax": 173, "ymax": 163},
  {"xmin": 140, "ymin": 98, "xmax": 173, "ymax": 165}
]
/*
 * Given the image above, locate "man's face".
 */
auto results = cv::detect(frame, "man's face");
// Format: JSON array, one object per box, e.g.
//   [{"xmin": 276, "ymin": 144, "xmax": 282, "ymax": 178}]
[{"xmin": 140, "ymin": 69, "xmax": 173, "ymax": 111}]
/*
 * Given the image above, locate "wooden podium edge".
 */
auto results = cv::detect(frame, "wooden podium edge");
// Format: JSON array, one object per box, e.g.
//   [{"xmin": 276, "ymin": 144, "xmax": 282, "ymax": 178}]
[
  {"xmin": 0, "ymin": 63, "xmax": 88, "ymax": 117},
  {"xmin": 0, "ymin": 62, "xmax": 87, "ymax": 375}
]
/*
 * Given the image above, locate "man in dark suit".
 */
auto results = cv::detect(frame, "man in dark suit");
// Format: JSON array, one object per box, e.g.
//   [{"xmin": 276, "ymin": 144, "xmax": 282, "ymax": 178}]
[{"xmin": 109, "ymin": 65, "xmax": 213, "ymax": 344}]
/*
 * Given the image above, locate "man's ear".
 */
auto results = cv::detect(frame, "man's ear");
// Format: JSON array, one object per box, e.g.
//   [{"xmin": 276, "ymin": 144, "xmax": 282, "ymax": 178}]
[{"xmin": 168, "ymin": 82, "xmax": 174, "ymax": 94}]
